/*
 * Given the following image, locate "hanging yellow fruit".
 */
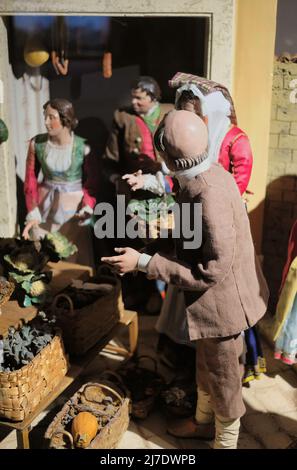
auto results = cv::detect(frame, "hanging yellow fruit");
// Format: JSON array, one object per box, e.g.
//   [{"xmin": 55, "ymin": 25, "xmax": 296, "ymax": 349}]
[{"xmin": 24, "ymin": 49, "xmax": 50, "ymax": 67}]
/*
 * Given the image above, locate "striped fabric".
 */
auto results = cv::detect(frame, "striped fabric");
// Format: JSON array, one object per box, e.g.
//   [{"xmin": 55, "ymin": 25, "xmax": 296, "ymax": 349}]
[
  {"xmin": 168, "ymin": 72, "xmax": 237, "ymax": 125},
  {"xmin": 173, "ymin": 150, "xmax": 209, "ymax": 170}
]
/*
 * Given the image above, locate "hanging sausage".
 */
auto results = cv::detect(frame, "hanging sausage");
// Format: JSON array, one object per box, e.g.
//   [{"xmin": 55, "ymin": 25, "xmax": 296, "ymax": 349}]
[
  {"xmin": 102, "ymin": 51, "xmax": 112, "ymax": 78},
  {"xmin": 51, "ymin": 16, "xmax": 69, "ymax": 76}
]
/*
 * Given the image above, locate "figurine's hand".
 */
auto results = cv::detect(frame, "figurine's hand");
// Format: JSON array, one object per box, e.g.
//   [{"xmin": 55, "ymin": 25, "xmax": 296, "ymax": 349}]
[
  {"xmin": 76, "ymin": 206, "xmax": 93, "ymax": 225},
  {"xmin": 101, "ymin": 247, "xmax": 140, "ymax": 274},
  {"xmin": 22, "ymin": 220, "xmax": 39, "ymax": 240},
  {"xmin": 122, "ymin": 170, "xmax": 145, "ymax": 191},
  {"xmin": 77, "ymin": 211, "xmax": 91, "ymax": 221}
]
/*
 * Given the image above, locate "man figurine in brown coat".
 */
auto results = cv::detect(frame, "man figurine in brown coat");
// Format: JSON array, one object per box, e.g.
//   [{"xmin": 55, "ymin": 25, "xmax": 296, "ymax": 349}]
[{"xmin": 101, "ymin": 110, "xmax": 269, "ymax": 449}]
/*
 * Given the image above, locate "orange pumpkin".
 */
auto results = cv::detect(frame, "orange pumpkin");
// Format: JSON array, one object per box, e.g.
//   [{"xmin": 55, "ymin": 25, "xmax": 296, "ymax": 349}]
[{"xmin": 71, "ymin": 411, "xmax": 98, "ymax": 448}]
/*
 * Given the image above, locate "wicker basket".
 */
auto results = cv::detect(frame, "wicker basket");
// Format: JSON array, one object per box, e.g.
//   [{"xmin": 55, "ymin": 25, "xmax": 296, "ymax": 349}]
[
  {"xmin": 0, "ymin": 278, "xmax": 14, "ymax": 315},
  {"xmin": 160, "ymin": 378, "xmax": 198, "ymax": 418},
  {"xmin": 45, "ymin": 381, "xmax": 130, "ymax": 449},
  {"xmin": 0, "ymin": 331, "xmax": 69, "ymax": 422},
  {"xmin": 51, "ymin": 269, "xmax": 123, "ymax": 356},
  {"xmin": 117, "ymin": 355, "xmax": 165, "ymax": 419}
]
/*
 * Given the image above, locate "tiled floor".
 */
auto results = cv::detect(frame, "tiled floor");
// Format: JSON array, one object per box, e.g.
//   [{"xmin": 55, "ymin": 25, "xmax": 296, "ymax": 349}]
[{"xmin": 1, "ymin": 314, "xmax": 297, "ymax": 449}]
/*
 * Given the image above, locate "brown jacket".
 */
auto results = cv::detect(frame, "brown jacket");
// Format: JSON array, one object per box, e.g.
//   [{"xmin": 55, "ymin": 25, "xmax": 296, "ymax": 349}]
[
  {"xmin": 103, "ymin": 103, "xmax": 173, "ymax": 176},
  {"xmin": 145, "ymin": 163, "xmax": 269, "ymax": 340}
]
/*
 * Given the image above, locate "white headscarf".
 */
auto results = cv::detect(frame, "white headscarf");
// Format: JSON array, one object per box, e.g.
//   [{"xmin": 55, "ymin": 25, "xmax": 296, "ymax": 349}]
[
  {"xmin": 204, "ymin": 91, "xmax": 231, "ymax": 163},
  {"xmin": 175, "ymin": 84, "xmax": 231, "ymax": 163}
]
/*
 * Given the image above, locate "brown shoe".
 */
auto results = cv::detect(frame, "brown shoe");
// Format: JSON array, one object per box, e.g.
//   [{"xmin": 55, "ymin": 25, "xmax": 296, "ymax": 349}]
[{"xmin": 167, "ymin": 416, "xmax": 215, "ymax": 440}]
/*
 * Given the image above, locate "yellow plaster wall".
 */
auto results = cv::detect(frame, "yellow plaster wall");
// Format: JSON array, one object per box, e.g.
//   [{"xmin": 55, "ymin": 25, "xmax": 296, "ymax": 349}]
[{"xmin": 232, "ymin": 0, "xmax": 277, "ymax": 253}]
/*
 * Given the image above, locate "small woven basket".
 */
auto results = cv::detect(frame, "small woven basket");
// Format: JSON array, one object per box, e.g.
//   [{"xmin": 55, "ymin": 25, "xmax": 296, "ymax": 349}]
[
  {"xmin": 118, "ymin": 355, "xmax": 165, "ymax": 419},
  {"xmin": 45, "ymin": 381, "xmax": 130, "ymax": 449},
  {"xmin": 0, "ymin": 330, "xmax": 69, "ymax": 422},
  {"xmin": 0, "ymin": 278, "xmax": 14, "ymax": 314},
  {"xmin": 51, "ymin": 268, "xmax": 123, "ymax": 356}
]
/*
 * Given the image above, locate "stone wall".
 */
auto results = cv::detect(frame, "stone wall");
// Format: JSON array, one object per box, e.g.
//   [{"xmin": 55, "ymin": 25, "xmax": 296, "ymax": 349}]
[{"xmin": 262, "ymin": 59, "xmax": 297, "ymax": 309}]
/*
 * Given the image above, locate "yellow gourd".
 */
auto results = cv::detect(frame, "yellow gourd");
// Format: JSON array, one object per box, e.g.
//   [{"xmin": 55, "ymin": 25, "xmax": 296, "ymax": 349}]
[
  {"xmin": 24, "ymin": 50, "xmax": 49, "ymax": 67},
  {"xmin": 71, "ymin": 411, "xmax": 99, "ymax": 448}
]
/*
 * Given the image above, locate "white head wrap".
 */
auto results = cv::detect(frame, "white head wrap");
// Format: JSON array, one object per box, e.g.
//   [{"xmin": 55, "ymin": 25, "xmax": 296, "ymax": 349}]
[
  {"xmin": 175, "ymin": 85, "xmax": 231, "ymax": 163},
  {"xmin": 204, "ymin": 91, "xmax": 231, "ymax": 163}
]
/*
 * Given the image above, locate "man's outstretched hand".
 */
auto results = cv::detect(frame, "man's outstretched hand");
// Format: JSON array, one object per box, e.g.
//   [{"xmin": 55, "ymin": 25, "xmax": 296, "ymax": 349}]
[
  {"xmin": 122, "ymin": 170, "xmax": 144, "ymax": 191},
  {"xmin": 101, "ymin": 247, "xmax": 140, "ymax": 275}
]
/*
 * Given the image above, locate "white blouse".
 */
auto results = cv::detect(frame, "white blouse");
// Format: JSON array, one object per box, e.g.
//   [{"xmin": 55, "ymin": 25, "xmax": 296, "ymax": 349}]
[{"xmin": 45, "ymin": 134, "xmax": 74, "ymax": 173}]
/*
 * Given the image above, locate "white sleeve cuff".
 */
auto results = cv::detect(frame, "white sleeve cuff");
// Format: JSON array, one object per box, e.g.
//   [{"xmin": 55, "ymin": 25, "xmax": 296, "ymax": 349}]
[
  {"xmin": 78, "ymin": 205, "xmax": 93, "ymax": 216},
  {"xmin": 84, "ymin": 144, "xmax": 91, "ymax": 156},
  {"xmin": 26, "ymin": 207, "xmax": 42, "ymax": 223},
  {"xmin": 161, "ymin": 161, "xmax": 171, "ymax": 175},
  {"xmin": 142, "ymin": 172, "xmax": 166, "ymax": 196},
  {"xmin": 137, "ymin": 253, "xmax": 152, "ymax": 273}
]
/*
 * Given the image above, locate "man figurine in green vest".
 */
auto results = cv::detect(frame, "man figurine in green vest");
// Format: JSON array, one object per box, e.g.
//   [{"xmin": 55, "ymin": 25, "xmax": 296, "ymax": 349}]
[{"xmin": 102, "ymin": 76, "xmax": 174, "ymax": 312}]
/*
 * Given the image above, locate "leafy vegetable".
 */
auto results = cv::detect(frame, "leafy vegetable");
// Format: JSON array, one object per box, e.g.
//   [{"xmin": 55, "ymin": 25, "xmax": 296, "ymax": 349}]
[
  {"xmin": 9, "ymin": 271, "xmax": 52, "ymax": 307},
  {"xmin": 40, "ymin": 232, "xmax": 78, "ymax": 262},
  {"xmin": 4, "ymin": 246, "xmax": 48, "ymax": 274}
]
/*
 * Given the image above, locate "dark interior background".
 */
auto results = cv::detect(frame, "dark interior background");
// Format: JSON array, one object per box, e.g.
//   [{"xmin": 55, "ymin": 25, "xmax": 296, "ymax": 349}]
[
  {"xmin": 7, "ymin": 15, "xmax": 208, "ymax": 132},
  {"xmin": 6, "ymin": 15, "xmax": 208, "ymax": 249}
]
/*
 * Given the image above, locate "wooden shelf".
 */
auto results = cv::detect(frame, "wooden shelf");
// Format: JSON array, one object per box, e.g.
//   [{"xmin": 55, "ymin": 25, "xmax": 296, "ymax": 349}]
[
  {"xmin": 0, "ymin": 260, "xmax": 92, "ymax": 337},
  {"xmin": 0, "ymin": 312, "xmax": 137, "ymax": 447},
  {"xmin": 0, "ymin": 261, "xmax": 138, "ymax": 449},
  {"xmin": 0, "ymin": 364, "xmax": 83, "ymax": 432}
]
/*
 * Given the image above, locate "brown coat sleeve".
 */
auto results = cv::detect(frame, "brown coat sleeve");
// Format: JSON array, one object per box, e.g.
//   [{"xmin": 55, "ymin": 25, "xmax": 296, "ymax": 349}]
[
  {"xmin": 140, "ymin": 237, "xmax": 175, "ymax": 256},
  {"xmin": 146, "ymin": 185, "xmax": 236, "ymax": 292},
  {"xmin": 103, "ymin": 109, "xmax": 122, "ymax": 164},
  {"xmin": 102, "ymin": 110, "xmax": 124, "ymax": 183}
]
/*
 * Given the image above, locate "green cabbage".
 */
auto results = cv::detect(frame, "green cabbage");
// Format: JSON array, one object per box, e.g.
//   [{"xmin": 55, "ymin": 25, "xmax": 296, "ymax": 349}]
[
  {"xmin": 41, "ymin": 232, "xmax": 78, "ymax": 261},
  {"xmin": 4, "ymin": 247, "xmax": 48, "ymax": 274}
]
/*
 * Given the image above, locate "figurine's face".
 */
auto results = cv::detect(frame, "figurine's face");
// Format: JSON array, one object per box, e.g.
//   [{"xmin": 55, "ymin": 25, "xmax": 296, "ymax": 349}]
[
  {"xmin": 180, "ymin": 101, "xmax": 196, "ymax": 113},
  {"xmin": 44, "ymin": 105, "xmax": 63, "ymax": 136},
  {"xmin": 131, "ymin": 88, "xmax": 155, "ymax": 115},
  {"xmin": 179, "ymin": 100, "xmax": 208, "ymax": 125}
]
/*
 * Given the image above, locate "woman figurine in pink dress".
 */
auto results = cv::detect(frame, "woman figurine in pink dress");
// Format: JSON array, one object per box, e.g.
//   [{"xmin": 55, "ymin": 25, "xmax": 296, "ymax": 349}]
[{"xmin": 22, "ymin": 98, "xmax": 97, "ymax": 267}]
